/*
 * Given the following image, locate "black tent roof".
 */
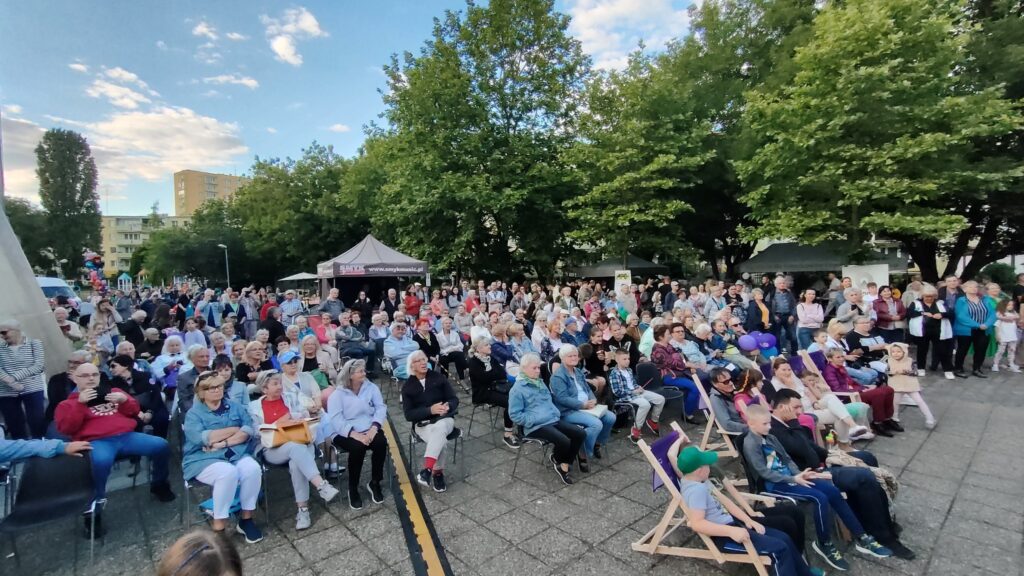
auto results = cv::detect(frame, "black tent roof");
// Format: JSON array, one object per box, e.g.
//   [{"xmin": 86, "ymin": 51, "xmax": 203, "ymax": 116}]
[
  {"xmin": 572, "ymin": 253, "xmax": 668, "ymax": 278},
  {"xmin": 316, "ymin": 235, "xmax": 428, "ymax": 278}
]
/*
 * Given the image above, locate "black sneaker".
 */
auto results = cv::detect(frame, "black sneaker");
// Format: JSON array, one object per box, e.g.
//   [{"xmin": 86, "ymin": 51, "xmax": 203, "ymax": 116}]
[
  {"xmin": 432, "ymin": 472, "xmax": 447, "ymax": 493},
  {"xmin": 577, "ymin": 457, "xmax": 590, "ymax": 473},
  {"xmin": 954, "ymin": 370, "xmax": 969, "ymax": 378},
  {"xmin": 593, "ymin": 444, "xmax": 603, "ymax": 459},
  {"xmin": 416, "ymin": 468, "xmax": 432, "ymax": 488},
  {"xmin": 367, "ymin": 481, "xmax": 384, "ymax": 504},
  {"xmin": 502, "ymin": 435, "xmax": 521, "ymax": 449},
  {"xmin": 349, "ymin": 490, "xmax": 364, "ymax": 510},
  {"xmin": 870, "ymin": 423, "xmax": 894, "ymax": 438},
  {"xmin": 884, "ymin": 539, "xmax": 916, "ymax": 560},
  {"xmin": 971, "ymin": 369, "xmax": 987, "ymax": 379},
  {"xmin": 884, "ymin": 419, "xmax": 905, "ymax": 433},
  {"xmin": 150, "ymin": 481, "xmax": 176, "ymax": 502},
  {"xmin": 553, "ymin": 461, "xmax": 574, "ymax": 485}
]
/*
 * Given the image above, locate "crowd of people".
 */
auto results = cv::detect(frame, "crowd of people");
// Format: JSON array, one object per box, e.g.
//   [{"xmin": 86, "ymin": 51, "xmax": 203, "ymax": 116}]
[{"xmin": 1, "ymin": 271, "xmax": 1022, "ymax": 571}]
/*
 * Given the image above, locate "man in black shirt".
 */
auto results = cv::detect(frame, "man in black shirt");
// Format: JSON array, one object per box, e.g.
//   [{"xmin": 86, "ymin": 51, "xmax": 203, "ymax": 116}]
[
  {"xmin": 769, "ymin": 390, "xmax": 914, "ymax": 560},
  {"xmin": 605, "ymin": 323, "xmax": 641, "ymax": 367}
]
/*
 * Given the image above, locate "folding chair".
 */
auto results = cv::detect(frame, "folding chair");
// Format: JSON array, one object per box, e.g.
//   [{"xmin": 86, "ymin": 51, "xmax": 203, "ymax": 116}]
[
  {"xmin": 379, "ymin": 355, "xmax": 401, "ymax": 402},
  {"xmin": 0, "ymin": 454, "xmax": 100, "ymax": 565},
  {"xmin": 407, "ymin": 425, "xmax": 466, "ymax": 482},
  {"xmin": 632, "ymin": 428, "xmax": 772, "ymax": 576},
  {"xmin": 510, "ymin": 436, "xmax": 553, "ymax": 478},
  {"xmin": 688, "ymin": 370, "xmax": 739, "ymax": 459}
]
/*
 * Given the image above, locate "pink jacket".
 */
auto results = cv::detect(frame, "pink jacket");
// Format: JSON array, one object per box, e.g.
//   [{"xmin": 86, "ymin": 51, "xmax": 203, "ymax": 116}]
[{"xmin": 796, "ymin": 302, "xmax": 824, "ymax": 329}]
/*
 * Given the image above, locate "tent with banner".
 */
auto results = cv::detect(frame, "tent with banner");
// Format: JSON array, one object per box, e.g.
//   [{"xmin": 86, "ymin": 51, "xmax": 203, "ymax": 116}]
[{"xmin": 316, "ymin": 235, "xmax": 429, "ymax": 301}]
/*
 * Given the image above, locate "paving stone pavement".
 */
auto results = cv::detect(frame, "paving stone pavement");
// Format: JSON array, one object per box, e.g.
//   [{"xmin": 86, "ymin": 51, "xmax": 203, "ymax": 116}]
[{"xmin": 3, "ymin": 368, "xmax": 1023, "ymax": 576}]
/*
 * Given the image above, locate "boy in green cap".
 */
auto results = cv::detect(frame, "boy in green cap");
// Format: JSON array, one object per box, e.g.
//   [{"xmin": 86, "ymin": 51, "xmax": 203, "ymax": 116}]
[{"xmin": 677, "ymin": 445, "xmax": 825, "ymax": 576}]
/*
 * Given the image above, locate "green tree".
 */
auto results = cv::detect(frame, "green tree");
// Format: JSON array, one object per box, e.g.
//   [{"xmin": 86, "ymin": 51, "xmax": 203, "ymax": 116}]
[
  {"xmin": 35, "ymin": 129, "xmax": 100, "ymax": 278},
  {"xmin": 738, "ymin": 0, "xmax": 1023, "ymax": 279},
  {"xmin": 3, "ymin": 198, "xmax": 51, "ymax": 273},
  {"xmin": 372, "ymin": 0, "xmax": 589, "ymax": 279}
]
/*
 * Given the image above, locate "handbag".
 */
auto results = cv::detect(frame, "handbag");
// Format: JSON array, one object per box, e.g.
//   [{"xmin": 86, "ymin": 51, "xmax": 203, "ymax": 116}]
[
  {"xmin": 309, "ymin": 368, "xmax": 330, "ymax": 390},
  {"xmin": 259, "ymin": 418, "xmax": 318, "ymax": 449}
]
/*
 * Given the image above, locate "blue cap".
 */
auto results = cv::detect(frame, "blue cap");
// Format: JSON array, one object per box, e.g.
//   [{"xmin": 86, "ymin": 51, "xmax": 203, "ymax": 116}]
[
  {"xmin": 564, "ymin": 317, "xmax": 577, "ymax": 326},
  {"xmin": 279, "ymin": 350, "xmax": 300, "ymax": 364}
]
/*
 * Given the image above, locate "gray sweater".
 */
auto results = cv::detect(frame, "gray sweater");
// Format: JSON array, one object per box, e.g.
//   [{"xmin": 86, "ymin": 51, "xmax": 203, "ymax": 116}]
[
  {"xmin": 742, "ymin": 432, "xmax": 800, "ymax": 485},
  {"xmin": 709, "ymin": 389, "xmax": 748, "ymax": 434}
]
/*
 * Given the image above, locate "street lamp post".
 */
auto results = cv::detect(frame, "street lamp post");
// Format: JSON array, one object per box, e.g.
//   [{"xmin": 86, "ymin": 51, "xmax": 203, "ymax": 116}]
[{"xmin": 217, "ymin": 244, "xmax": 230, "ymax": 288}]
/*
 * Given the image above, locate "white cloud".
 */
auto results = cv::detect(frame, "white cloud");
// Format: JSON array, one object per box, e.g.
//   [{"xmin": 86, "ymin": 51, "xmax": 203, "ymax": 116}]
[
  {"xmin": 0, "ymin": 115, "xmax": 45, "ymax": 201},
  {"xmin": 266, "ymin": 127, "xmax": 277, "ymax": 134},
  {"xmin": 192, "ymin": 20, "xmax": 218, "ymax": 40},
  {"xmin": 203, "ymin": 73, "xmax": 259, "ymax": 89},
  {"xmin": 68, "ymin": 62, "xmax": 89, "ymax": 73},
  {"xmin": 327, "ymin": 123, "xmax": 351, "ymax": 133},
  {"xmin": 260, "ymin": 7, "xmax": 327, "ymax": 67},
  {"xmin": 195, "ymin": 41, "xmax": 222, "ymax": 65},
  {"xmin": 104, "ymin": 67, "xmax": 160, "ymax": 96},
  {"xmin": 226, "ymin": 32, "xmax": 248, "ymax": 41},
  {"xmin": 85, "ymin": 79, "xmax": 152, "ymax": 109},
  {"xmin": 3, "ymin": 104, "xmax": 23, "ymax": 115},
  {"xmin": 156, "ymin": 40, "xmax": 168, "ymax": 51},
  {"xmin": 566, "ymin": 0, "xmax": 696, "ymax": 69}
]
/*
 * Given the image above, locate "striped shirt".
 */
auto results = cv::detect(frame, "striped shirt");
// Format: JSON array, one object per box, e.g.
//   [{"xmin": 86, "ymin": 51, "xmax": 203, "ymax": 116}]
[
  {"xmin": 966, "ymin": 298, "xmax": 988, "ymax": 325},
  {"xmin": 0, "ymin": 339, "xmax": 46, "ymax": 398}
]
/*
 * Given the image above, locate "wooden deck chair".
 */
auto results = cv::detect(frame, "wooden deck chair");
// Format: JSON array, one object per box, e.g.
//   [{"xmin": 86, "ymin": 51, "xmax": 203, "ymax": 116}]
[
  {"xmin": 632, "ymin": 427, "xmax": 772, "ymax": 576},
  {"xmin": 688, "ymin": 370, "xmax": 739, "ymax": 459},
  {"xmin": 799, "ymin": 350, "xmax": 860, "ymax": 403}
]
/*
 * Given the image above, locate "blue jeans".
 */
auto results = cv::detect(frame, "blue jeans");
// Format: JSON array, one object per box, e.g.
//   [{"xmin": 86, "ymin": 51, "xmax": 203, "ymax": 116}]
[
  {"xmin": 846, "ymin": 365, "xmax": 879, "ymax": 386},
  {"xmin": 715, "ymin": 526, "xmax": 815, "ymax": 576},
  {"xmin": 560, "ymin": 409, "xmax": 615, "ymax": 458},
  {"xmin": 90, "ymin": 432, "xmax": 170, "ymax": 500},
  {"xmin": 663, "ymin": 376, "xmax": 700, "ymax": 416},
  {"xmin": 0, "ymin": 391, "xmax": 46, "ymax": 439},
  {"xmin": 797, "ymin": 328, "xmax": 816, "ymax": 351},
  {"xmin": 765, "ymin": 478, "xmax": 865, "ymax": 545}
]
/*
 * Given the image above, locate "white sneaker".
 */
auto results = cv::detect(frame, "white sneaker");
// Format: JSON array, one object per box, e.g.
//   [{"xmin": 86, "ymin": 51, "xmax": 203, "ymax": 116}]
[
  {"xmin": 944, "ymin": 371, "xmax": 955, "ymax": 380},
  {"xmin": 1010, "ymin": 365, "xmax": 1021, "ymax": 373},
  {"xmin": 917, "ymin": 369, "xmax": 926, "ymax": 377},
  {"xmin": 900, "ymin": 396, "xmax": 918, "ymax": 406},
  {"xmin": 992, "ymin": 365, "xmax": 1000, "ymax": 373},
  {"xmin": 849, "ymin": 425, "xmax": 871, "ymax": 439},
  {"xmin": 318, "ymin": 482, "xmax": 340, "ymax": 504},
  {"xmin": 925, "ymin": 419, "xmax": 937, "ymax": 430},
  {"xmin": 296, "ymin": 507, "xmax": 311, "ymax": 530}
]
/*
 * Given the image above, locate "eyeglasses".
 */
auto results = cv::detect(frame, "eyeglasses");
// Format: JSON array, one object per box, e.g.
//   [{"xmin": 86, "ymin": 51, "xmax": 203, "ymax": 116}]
[
  {"xmin": 200, "ymin": 384, "xmax": 224, "ymax": 392},
  {"xmin": 717, "ymin": 377, "xmax": 733, "ymax": 384}
]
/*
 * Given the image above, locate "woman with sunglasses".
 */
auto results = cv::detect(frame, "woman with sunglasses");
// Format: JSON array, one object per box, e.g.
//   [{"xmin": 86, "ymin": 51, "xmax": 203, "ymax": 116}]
[{"xmin": 182, "ymin": 371, "xmax": 264, "ymax": 543}]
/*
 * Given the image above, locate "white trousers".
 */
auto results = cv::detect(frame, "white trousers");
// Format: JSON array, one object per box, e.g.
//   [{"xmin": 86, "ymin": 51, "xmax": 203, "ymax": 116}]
[
  {"xmin": 414, "ymin": 417, "xmax": 455, "ymax": 470},
  {"xmin": 262, "ymin": 442, "xmax": 319, "ymax": 503},
  {"xmin": 195, "ymin": 456, "xmax": 262, "ymax": 520}
]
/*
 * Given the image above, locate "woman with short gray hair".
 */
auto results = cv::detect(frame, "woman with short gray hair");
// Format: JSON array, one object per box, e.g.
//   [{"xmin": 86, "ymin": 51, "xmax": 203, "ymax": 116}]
[
  {"xmin": 0, "ymin": 319, "xmax": 47, "ymax": 438},
  {"xmin": 906, "ymin": 284, "xmax": 955, "ymax": 379},
  {"xmin": 548, "ymin": 344, "xmax": 615, "ymax": 472},
  {"xmin": 328, "ymin": 359, "xmax": 389, "ymax": 508}
]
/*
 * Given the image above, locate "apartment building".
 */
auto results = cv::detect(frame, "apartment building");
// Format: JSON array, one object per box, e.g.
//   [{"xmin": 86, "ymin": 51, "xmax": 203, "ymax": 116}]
[
  {"xmin": 173, "ymin": 169, "xmax": 248, "ymax": 216},
  {"xmin": 100, "ymin": 214, "xmax": 190, "ymax": 276}
]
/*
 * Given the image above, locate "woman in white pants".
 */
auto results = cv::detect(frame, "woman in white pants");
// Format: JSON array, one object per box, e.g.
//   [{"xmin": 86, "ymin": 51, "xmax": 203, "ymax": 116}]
[
  {"xmin": 250, "ymin": 370, "xmax": 339, "ymax": 530},
  {"xmin": 182, "ymin": 371, "xmax": 264, "ymax": 543},
  {"xmin": 770, "ymin": 358, "xmax": 874, "ymax": 446}
]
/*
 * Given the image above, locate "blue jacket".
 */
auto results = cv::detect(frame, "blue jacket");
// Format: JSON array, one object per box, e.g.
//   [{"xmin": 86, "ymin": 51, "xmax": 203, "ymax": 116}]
[
  {"xmin": 953, "ymin": 296, "xmax": 996, "ymax": 337},
  {"xmin": 508, "ymin": 375, "xmax": 561, "ymax": 435},
  {"xmin": 491, "ymin": 340, "xmax": 515, "ymax": 366},
  {"xmin": 182, "ymin": 399, "xmax": 255, "ymax": 480},
  {"xmin": 549, "ymin": 365, "xmax": 595, "ymax": 415},
  {"xmin": 384, "ymin": 335, "xmax": 419, "ymax": 379}
]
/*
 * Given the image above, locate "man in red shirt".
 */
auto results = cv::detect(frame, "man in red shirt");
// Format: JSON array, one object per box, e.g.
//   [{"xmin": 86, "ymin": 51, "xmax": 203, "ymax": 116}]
[{"xmin": 55, "ymin": 362, "xmax": 175, "ymax": 535}]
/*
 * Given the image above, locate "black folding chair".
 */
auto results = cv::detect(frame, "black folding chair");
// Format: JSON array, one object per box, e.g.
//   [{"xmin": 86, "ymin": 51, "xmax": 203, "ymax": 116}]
[{"xmin": 0, "ymin": 454, "xmax": 99, "ymax": 565}]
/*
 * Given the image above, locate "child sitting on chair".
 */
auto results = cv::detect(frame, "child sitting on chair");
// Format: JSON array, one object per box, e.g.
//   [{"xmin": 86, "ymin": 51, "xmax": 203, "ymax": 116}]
[
  {"xmin": 886, "ymin": 343, "xmax": 936, "ymax": 430},
  {"xmin": 608, "ymin": 348, "xmax": 665, "ymax": 443},
  {"xmin": 676, "ymin": 444, "xmax": 824, "ymax": 576}
]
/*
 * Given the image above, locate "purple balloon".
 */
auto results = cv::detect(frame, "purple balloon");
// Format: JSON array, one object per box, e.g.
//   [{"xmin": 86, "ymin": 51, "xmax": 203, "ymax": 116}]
[
  {"xmin": 738, "ymin": 335, "xmax": 758, "ymax": 352},
  {"xmin": 757, "ymin": 333, "xmax": 777, "ymax": 349}
]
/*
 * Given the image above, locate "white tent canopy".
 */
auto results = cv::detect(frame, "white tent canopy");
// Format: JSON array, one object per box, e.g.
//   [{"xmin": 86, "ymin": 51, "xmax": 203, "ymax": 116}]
[{"xmin": 278, "ymin": 272, "xmax": 318, "ymax": 282}]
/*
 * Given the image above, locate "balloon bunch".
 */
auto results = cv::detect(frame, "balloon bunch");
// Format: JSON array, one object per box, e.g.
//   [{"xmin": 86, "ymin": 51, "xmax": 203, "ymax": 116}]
[
  {"xmin": 738, "ymin": 331, "xmax": 779, "ymax": 359},
  {"xmin": 82, "ymin": 249, "xmax": 108, "ymax": 293}
]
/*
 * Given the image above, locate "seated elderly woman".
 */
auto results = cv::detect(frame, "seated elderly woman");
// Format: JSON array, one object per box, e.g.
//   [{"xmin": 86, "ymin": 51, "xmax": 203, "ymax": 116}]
[
  {"xmin": 769, "ymin": 357, "xmax": 873, "ymax": 445},
  {"xmin": 468, "ymin": 337, "xmax": 520, "ymax": 449},
  {"xmin": 328, "ymin": 359, "xmax": 388, "ymax": 509},
  {"xmin": 249, "ymin": 370, "xmax": 339, "ymax": 530},
  {"xmin": 182, "ymin": 371, "xmax": 263, "ymax": 543},
  {"xmin": 235, "ymin": 341, "xmax": 274, "ymax": 395},
  {"xmin": 401, "ymin": 351, "xmax": 460, "ymax": 493},
  {"xmin": 844, "ymin": 317, "xmax": 889, "ymax": 373},
  {"xmin": 212, "ymin": 353, "xmax": 248, "ymax": 405},
  {"xmin": 278, "ymin": 350, "xmax": 323, "ymax": 418},
  {"xmin": 549, "ymin": 345, "xmax": 615, "ymax": 473},
  {"xmin": 384, "ymin": 322, "xmax": 419, "ymax": 379},
  {"xmin": 816, "ymin": 322, "xmax": 881, "ymax": 387},
  {"xmin": 150, "ymin": 334, "xmax": 191, "ymax": 404},
  {"xmin": 508, "ymin": 352, "xmax": 585, "ymax": 485},
  {"xmin": 822, "ymin": 348, "xmax": 900, "ymax": 438},
  {"xmin": 437, "ymin": 317, "xmax": 468, "ymax": 380},
  {"xmin": 300, "ymin": 334, "xmax": 337, "ymax": 389}
]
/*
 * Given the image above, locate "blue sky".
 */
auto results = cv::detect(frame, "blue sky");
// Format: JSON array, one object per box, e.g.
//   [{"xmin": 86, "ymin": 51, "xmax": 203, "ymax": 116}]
[{"xmin": 0, "ymin": 0, "xmax": 695, "ymax": 215}]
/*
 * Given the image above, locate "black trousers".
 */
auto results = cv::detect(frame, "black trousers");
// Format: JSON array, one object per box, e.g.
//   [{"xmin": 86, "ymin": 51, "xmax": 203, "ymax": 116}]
[
  {"xmin": 954, "ymin": 328, "xmax": 989, "ymax": 371},
  {"xmin": 333, "ymin": 432, "xmax": 387, "ymax": 490},
  {"xmin": 440, "ymin": 351, "xmax": 468, "ymax": 379},
  {"xmin": 831, "ymin": 465, "xmax": 895, "ymax": 543},
  {"xmin": 527, "ymin": 422, "xmax": 586, "ymax": 465},
  {"xmin": 758, "ymin": 502, "xmax": 808, "ymax": 555},
  {"xmin": 481, "ymin": 389, "xmax": 514, "ymax": 428},
  {"xmin": 915, "ymin": 335, "xmax": 953, "ymax": 371}
]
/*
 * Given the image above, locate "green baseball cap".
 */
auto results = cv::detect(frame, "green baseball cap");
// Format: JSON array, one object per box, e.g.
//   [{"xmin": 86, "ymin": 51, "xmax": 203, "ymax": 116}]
[{"xmin": 676, "ymin": 445, "xmax": 719, "ymax": 474}]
